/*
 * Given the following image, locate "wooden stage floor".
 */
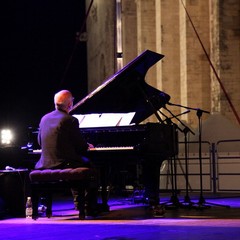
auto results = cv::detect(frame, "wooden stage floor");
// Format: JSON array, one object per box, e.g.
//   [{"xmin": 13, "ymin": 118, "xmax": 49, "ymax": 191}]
[{"xmin": 1, "ymin": 192, "xmax": 240, "ymax": 240}]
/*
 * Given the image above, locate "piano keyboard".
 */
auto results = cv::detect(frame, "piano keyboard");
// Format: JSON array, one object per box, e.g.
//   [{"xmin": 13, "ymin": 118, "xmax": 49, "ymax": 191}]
[
  {"xmin": 89, "ymin": 146, "xmax": 134, "ymax": 151},
  {"xmin": 31, "ymin": 146, "xmax": 134, "ymax": 154}
]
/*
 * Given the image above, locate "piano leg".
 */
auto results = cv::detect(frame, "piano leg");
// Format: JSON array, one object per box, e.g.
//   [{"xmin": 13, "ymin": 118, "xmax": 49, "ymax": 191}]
[{"xmin": 142, "ymin": 158, "xmax": 163, "ymax": 206}]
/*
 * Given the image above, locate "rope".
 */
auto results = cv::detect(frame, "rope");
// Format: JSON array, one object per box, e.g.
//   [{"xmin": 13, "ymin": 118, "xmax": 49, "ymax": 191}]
[{"xmin": 180, "ymin": 0, "xmax": 240, "ymax": 124}]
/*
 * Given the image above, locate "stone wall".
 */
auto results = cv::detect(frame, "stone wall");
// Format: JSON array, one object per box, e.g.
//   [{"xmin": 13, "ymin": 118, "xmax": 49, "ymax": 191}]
[{"xmin": 85, "ymin": 0, "xmax": 240, "ymax": 128}]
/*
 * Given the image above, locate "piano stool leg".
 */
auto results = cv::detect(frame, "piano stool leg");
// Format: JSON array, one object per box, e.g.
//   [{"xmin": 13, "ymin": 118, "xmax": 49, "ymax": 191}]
[
  {"xmin": 31, "ymin": 182, "xmax": 54, "ymax": 219},
  {"xmin": 31, "ymin": 183, "xmax": 40, "ymax": 220},
  {"xmin": 77, "ymin": 186, "xmax": 86, "ymax": 220},
  {"xmin": 45, "ymin": 187, "xmax": 52, "ymax": 218}
]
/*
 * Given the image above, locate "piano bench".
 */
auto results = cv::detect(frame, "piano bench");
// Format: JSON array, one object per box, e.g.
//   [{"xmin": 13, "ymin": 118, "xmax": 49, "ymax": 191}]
[{"xmin": 29, "ymin": 168, "xmax": 94, "ymax": 220}]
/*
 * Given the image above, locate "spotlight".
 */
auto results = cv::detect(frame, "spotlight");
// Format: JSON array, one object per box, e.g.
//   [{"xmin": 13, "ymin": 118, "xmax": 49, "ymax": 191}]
[{"xmin": 1, "ymin": 129, "xmax": 13, "ymax": 145}]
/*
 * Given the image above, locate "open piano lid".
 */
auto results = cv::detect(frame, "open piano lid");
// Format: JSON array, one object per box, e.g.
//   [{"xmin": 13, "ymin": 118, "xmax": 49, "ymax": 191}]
[{"xmin": 70, "ymin": 50, "xmax": 170, "ymax": 125}]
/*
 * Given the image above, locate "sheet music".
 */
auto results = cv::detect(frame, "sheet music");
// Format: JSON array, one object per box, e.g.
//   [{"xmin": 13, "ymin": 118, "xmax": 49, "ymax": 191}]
[{"xmin": 73, "ymin": 112, "xmax": 135, "ymax": 128}]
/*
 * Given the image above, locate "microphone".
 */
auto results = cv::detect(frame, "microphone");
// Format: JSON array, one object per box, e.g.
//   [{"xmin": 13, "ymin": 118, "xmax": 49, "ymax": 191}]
[
  {"xmin": 159, "ymin": 92, "xmax": 171, "ymax": 105},
  {"xmin": 150, "ymin": 92, "xmax": 171, "ymax": 108}
]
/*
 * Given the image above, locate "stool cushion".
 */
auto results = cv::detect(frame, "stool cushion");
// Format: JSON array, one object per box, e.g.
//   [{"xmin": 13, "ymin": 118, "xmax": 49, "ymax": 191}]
[{"xmin": 29, "ymin": 168, "xmax": 93, "ymax": 182}]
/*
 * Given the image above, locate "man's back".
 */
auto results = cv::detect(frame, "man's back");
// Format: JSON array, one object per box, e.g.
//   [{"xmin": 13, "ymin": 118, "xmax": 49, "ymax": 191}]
[{"xmin": 35, "ymin": 109, "xmax": 88, "ymax": 169}]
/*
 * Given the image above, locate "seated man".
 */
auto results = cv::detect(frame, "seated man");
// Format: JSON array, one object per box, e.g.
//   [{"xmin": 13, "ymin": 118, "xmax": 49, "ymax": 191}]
[{"xmin": 35, "ymin": 89, "xmax": 99, "ymax": 216}]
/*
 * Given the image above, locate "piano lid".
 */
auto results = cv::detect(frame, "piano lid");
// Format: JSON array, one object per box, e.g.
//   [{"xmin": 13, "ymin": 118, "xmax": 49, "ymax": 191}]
[{"xmin": 70, "ymin": 49, "xmax": 170, "ymax": 124}]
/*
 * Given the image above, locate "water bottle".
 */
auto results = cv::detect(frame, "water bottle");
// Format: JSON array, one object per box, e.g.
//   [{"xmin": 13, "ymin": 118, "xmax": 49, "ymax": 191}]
[{"xmin": 25, "ymin": 197, "xmax": 33, "ymax": 218}]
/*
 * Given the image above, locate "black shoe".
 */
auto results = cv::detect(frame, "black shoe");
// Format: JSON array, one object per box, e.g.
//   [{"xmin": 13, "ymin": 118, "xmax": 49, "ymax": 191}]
[
  {"xmin": 85, "ymin": 204, "xmax": 102, "ymax": 217},
  {"xmin": 151, "ymin": 205, "xmax": 165, "ymax": 218},
  {"xmin": 86, "ymin": 203, "xmax": 110, "ymax": 217},
  {"xmin": 79, "ymin": 212, "xmax": 85, "ymax": 220},
  {"xmin": 85, "ymin": 209, "xmax": 99, "ymax": 217}
]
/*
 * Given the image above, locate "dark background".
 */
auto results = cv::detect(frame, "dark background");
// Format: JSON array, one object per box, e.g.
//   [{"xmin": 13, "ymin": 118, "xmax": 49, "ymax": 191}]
[{"xmin": 0, "ymin": 1, "xmax": 88, "ymax": 146}]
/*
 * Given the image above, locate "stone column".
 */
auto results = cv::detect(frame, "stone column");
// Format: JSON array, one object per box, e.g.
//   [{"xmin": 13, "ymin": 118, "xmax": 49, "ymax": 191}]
[
  {"xmin": 156, "ymin": 0, "xmax": 181, "ymax": 118},
  {"xmin": 210, "ymin": 0, "xmax": 240, "ymax": 125},
  {"xmin": 86, "ymin": 0, "xmax": 115, "ymax": 92},
  {"xmin": 121, "ymin": 0, "xmax": 138, "ymax": 65},
  {"xmin": 179, "ymin": 0, "xmax": 211, "ymax": 126}
]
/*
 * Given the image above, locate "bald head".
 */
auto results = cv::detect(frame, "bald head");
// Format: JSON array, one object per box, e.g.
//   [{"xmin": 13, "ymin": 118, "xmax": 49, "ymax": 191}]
[{"xmin": 54, "ymin": 90, "xmax": 74, "ymax": 113}]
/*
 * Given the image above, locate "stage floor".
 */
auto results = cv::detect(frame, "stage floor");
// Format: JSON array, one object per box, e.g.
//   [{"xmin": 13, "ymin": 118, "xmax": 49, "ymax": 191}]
[{"xmin": 1, "ymin": 192, "xmax": 240, "ymax": 240}]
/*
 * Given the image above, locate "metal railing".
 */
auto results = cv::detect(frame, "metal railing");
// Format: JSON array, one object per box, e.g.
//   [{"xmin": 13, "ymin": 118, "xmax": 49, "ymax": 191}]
[
  {"xmin": 160, "ymin": 139, "xmax": 240, "ymax": 193},
  {"xmin": 216, "ymin": 139, "xmax": 240, "ymax": 192}
]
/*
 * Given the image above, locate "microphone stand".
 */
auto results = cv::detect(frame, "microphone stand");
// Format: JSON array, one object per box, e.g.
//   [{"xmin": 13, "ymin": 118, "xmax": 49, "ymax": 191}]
[
  {"xmin": 161, "ymin": 107, "xmax": 197, "ymax": 208},
  {"xmin": 181, "ymin": 125, "xmax": 196, "ymax": 207},
  {"xmin": 167, "ymin": 102, "xmax": 230, "ymax": 209},
  {"xmin": 159, "ymin": 108, "xmax": 191, "ymax": 209}
]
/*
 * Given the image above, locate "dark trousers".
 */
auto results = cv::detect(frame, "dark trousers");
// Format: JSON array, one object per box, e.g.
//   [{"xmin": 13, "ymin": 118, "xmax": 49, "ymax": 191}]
[
  {"xmin": 56, "ymin": 158, "xmax": 99, "ymax": 211},
  {"xmin": 71, "ymin": 180, "xmax": 98, "ymax": 211}
]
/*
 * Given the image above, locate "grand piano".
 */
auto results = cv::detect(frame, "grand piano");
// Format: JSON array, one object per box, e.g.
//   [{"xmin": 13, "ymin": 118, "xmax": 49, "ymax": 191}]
[
  {"xmin": 71, "ymin": 49, "xmax": 178, "ymax": 206},
  {"xmin": 26, "ymin": 49, "xmax": 178, "ymax": 208},
  {"xmin": 70, "ymin": 49, "xmax": 178, "ymax": 157}
]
